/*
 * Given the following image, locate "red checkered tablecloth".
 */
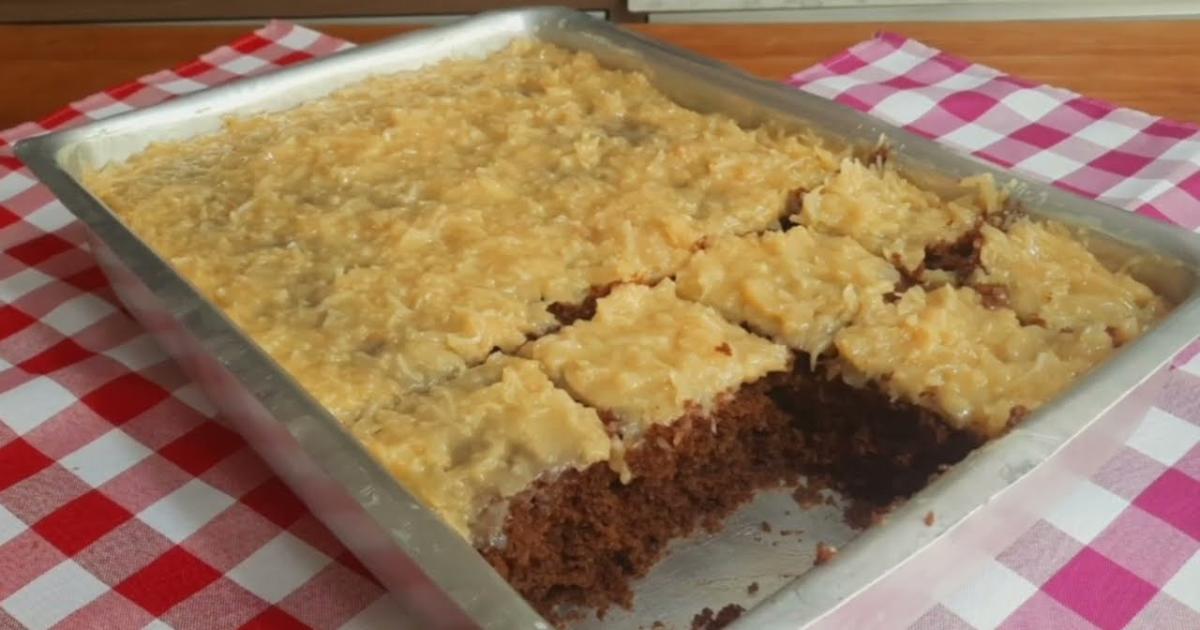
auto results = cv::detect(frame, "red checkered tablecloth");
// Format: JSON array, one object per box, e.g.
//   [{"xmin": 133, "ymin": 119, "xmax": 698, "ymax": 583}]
[{"xmin": 0, "ymin": 21, "xmax": 1197, "ymax": 630}]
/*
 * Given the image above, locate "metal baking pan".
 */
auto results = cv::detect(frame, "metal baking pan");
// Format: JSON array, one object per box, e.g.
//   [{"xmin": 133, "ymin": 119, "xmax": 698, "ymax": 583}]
[{"xmin": 17, "ymin": 7, "xmax": 1200, "ymax": 629}]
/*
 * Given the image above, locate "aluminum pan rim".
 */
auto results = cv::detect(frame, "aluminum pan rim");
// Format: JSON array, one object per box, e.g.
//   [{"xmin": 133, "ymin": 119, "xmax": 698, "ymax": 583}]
[{"xmin": 16, "ymin": 7, "xmax": 1200, "ymax": 628}]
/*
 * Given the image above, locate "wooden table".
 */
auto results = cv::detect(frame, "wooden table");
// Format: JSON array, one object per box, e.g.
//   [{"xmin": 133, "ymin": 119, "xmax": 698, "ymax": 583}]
[{"xmin": 1, "ymin": 21, "xmax": 1198, "ymax": 129}]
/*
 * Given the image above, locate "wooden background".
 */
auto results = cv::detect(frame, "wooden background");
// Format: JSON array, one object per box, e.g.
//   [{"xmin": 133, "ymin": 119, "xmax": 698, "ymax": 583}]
[
  {"xmin": 0, "ymin": 0, "xmax": 641, "ymax": 24},
  {"xmin": 1, "ymin": 21, "xmax": 1198, "ymax": 128}
]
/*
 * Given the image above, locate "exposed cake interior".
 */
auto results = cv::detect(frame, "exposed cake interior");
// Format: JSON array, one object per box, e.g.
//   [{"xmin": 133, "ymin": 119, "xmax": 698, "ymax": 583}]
[{"xmin": 83, "ymin": 38, "xmax": 1169, "ymax": 624}]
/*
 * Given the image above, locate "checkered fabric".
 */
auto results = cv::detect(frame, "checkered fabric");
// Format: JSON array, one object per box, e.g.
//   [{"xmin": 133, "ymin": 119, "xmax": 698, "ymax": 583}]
[
  {"xmin": 790, "ymin": 33, "xmax": 1200, "ymax": 630},
  {"xmin": 0, "ymin": 21, "xmax": 1196, "ymax": 630},
  {"xmin": 0, "ymin": 22, "xmax": 409, "ymax": 630}
]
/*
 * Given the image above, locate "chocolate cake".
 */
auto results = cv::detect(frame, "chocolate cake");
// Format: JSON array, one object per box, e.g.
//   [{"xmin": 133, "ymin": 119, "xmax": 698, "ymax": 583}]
[{"xmin": 83, "ymin": 38, "xmax": 1168, "ymax": 624}]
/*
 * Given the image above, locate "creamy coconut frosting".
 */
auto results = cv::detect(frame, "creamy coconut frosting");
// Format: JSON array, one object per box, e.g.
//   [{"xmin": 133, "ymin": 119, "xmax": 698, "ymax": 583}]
[
  {"xmin": 84, "ymin": 39, "xmax": 1166, "ymax": 543},
  {"xmin": 352, "ymin": 354, "xmax": 611, "ymax": 540},
  {"xmin": 834, "ymin": 285, "xmax": 1113, "ymax": 436},
  {"xmin": 796, "ymin": 159, "xmax": 993, "ymax": 273},
  {"xmin": 973, "ymin": 218, "xmax": 1166, "ymax": 344},
  {"xmin": 523, "ymin": 280, "xmax": 790, "ymax": 437},
  {"xmin": 85, "ymin": 39, "xmax": 840, "ymax": 426},
  {"xmin": 676, "ymin": 226, "xmax": 900, "ymax": 357}
]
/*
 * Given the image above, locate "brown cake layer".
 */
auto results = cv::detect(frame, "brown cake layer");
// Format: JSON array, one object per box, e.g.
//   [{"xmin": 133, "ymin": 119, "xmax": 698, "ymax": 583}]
[
  {"xmin": 916, "ymin": 207, "xmax": 1024, "ymax": 288},
  {"xmin": 547, "ymin": 284, "xmax": 616, "ymax": 326},
  {"xmin": 481, "ymin": 366, "xmax": 982, "ymax": 621},
  {"xmin": 920, "ymin": 228, "xmax": 983, "ymax": 284},
  {"xmin": 768, "ymin": 361, "xmax": 983, "ymax": 504},
  {"xmin": 481, "ymin": 379, "xmax": 809, "ymax": 621}
]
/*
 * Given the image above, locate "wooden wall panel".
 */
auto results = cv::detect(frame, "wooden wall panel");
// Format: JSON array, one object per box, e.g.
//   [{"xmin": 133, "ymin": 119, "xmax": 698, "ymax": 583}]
[{"xmin": 0, "ymin": 0, "xmax": 641, "ymax": 24}]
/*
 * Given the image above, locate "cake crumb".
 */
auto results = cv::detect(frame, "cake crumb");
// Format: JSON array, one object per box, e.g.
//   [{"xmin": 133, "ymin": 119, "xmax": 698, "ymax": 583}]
[
  {"xmin": 691, "ymin": 604, "xmax": 746, "ymax": 630},
  {"xmin": 791, "ymin": 479, "xmax": 830, "ymax": 508},
  {"xmin": 715, "ymin": 342, "xmax": 733, "ymax": 356},
  {"xmin": 747, "ymin": 581, "xmax": 759, "ymax": 595},
  {"xmin": 844, "ymin": 499, "xmax": 891, "ymax": 530},
  {"xmin": 815, "ymin": 542, "xmax": 838, "ymax": 566},
  {"xmin": 1007, "ymin": 405, "xmax": 1031, "ymax": 428},
  {"xmin": 760, "ymin": 521, "xmax": 772, "ymax": 533},
  {"xmin": 924, "ymin": 511, "xmax": 936, "ymax": 526},
  {"xmin": 974, "ymin": 282, "xmax": 1009, "ymax": 309}
]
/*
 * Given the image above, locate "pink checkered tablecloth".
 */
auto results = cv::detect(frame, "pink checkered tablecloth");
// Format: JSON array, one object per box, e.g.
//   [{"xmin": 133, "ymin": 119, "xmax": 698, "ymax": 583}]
[
  {"xmin": 0, "ymin": 21, "xmax": 1197, "ymax": 630},
  {"xmin": 789, "ymin": 34, "xmax": 1200, "ymax": 629}
]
